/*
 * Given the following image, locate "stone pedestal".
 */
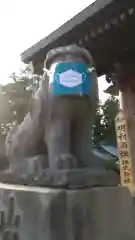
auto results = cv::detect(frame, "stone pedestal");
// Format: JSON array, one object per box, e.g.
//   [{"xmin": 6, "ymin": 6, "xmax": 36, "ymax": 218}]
[{"xmin": 0, "ymin": 183, "xmax": 134, "ymax": 240}]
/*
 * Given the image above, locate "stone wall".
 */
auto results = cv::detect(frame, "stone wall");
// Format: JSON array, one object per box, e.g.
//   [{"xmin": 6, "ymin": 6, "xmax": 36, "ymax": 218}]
[{"xmin": 0, "ymin": 184, "xmax": 134, "ymax": 240}]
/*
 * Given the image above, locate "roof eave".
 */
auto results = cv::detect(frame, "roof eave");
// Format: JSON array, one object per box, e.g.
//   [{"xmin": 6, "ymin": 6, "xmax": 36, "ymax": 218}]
[{"xmin": 21, "ymin": 0, "xmax": 114, "ymax": 63}]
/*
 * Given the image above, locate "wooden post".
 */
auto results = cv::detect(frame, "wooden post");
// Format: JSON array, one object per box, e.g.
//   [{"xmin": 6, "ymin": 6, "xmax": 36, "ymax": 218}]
[{"xmin": 115, "ymin": 88, "xmax": 135, "ymax": 196}]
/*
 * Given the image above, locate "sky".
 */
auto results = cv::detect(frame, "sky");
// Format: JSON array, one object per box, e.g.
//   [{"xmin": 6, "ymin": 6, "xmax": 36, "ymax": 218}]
[{"xmin": 0, "ymin": 0, "xmax": 110, "ymax": 102}]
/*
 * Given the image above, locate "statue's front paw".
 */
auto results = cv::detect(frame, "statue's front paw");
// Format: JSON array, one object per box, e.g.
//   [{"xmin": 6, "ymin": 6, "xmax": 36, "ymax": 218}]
[
  {"xmin": 56, "ymin": 153, "xmax": 78, "ymax": 170},
  {"xmin": 9, "ymin": 155, "xmax": 48, "ymax": 181}
]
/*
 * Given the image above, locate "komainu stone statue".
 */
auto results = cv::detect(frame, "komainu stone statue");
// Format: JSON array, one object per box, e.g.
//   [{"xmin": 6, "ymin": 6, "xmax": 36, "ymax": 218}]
[
  {"xmin": 5, "ymin": 44, "xmax": 118, "ymax": 186},
  {"xmin": 44, "ymin": 44, "xmax": 99, "ymax": 170}
]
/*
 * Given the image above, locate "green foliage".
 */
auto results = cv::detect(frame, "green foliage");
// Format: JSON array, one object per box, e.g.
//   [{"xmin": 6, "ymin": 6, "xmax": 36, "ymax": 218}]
[
  {"xmin": 0, "ymin": 69, "xmax": 41, "ymax": 138},
  {"xmin": 92, "ymin": 96, "xmax": 119, "ymax": 174},
  {"xmin": 92, "ymin": 96, "xmax": 119, "ymax": 147},
  {"xmin": 92, "ymin": 102, "xmax": 105, "ymax": 146},
  {"xmin": 102, "ymin": 96, "xmax": 119, "ymax": 146}
]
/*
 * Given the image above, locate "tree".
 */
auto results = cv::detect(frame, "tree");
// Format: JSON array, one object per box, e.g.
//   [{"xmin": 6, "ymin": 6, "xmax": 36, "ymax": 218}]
[
  {"xmin": 0, "ymin": 68, "xmax": 41, "ymax": 136},
  {"xmin": 92, "ymin": 102, "xmax": 105, "ymax": 146},
  {"xmin": 102, "ymin": 96, "xmax": 119, "ymax": 146},
  {"xmin": 92, "ymin": 96, "xmax": 119, "ymax": 146},
  {"xmin": 0, "ymin": 68, "xmax": 42, "ymax": 169}
]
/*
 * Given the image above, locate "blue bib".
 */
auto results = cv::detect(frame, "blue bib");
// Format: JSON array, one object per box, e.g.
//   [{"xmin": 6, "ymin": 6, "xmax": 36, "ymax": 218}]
[{"xmin": 49, "ymin": 62, "xmax": 91, "ymax": 96}]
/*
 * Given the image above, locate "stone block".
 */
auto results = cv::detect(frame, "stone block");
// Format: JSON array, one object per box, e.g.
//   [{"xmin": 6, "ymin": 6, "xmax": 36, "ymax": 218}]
[
  {"xmin": 67, "ymin": 187, "xmax": 135, "ymax": 240},
  {"xmin": 0, "ymin": 169, "xmax": 119, "ymax": 188},
  {"xmin": 41, "ymin": 169, "xmax": 119, "ymax": 188},
  {"xmin": 0, "ymin": 184, "xmax": 134, "ymax": 240}
]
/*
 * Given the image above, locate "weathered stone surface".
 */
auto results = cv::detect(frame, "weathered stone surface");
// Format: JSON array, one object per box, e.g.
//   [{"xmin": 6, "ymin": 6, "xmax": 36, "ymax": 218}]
[
  {"xmin": 66, "ymin": 187, "xmax": 135, "ymax": 240},
  {"xmin": 0, "ymin": 169, "xmax": 119, "ymax": 188},
  {"xmin": 56, "ymin": 154, "xmax": 78, "ymax": 170},
  {"xmin": 0, "ymin": 184, "xmax": 134, "ymax": 240},
  {"xmin": 8, "ymin": 155, "xmax": 48, "ymax": 179},
  {"xmin": 5, "ymin": 44, "xmax": 100, "ymax": 175},
  {"xmin": 5, "ymin": 75, "xmax": 49, "ymax": 171},
  {"xmin": 44, "ymin": 169, "xmax": 120, "ymax": 188}
]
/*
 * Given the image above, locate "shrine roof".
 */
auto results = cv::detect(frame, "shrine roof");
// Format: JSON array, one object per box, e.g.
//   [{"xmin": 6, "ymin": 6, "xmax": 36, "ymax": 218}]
[{"xmin": 21, "ymin": 0, "xmax": 135, "ymax": 76}]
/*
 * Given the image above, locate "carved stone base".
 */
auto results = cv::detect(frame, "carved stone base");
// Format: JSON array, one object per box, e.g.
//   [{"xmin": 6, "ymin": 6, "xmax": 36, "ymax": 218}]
[
  {"xmin": 0, "ymin": 184, "xmax": 134, "ymax": 240},
  {"xmin": 0, "ymin": 169, "xmax": 119, "ymax": 188},
  {"xmin": 39, "ymin": 169, "xmax": 119, "ymax": 188}
]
